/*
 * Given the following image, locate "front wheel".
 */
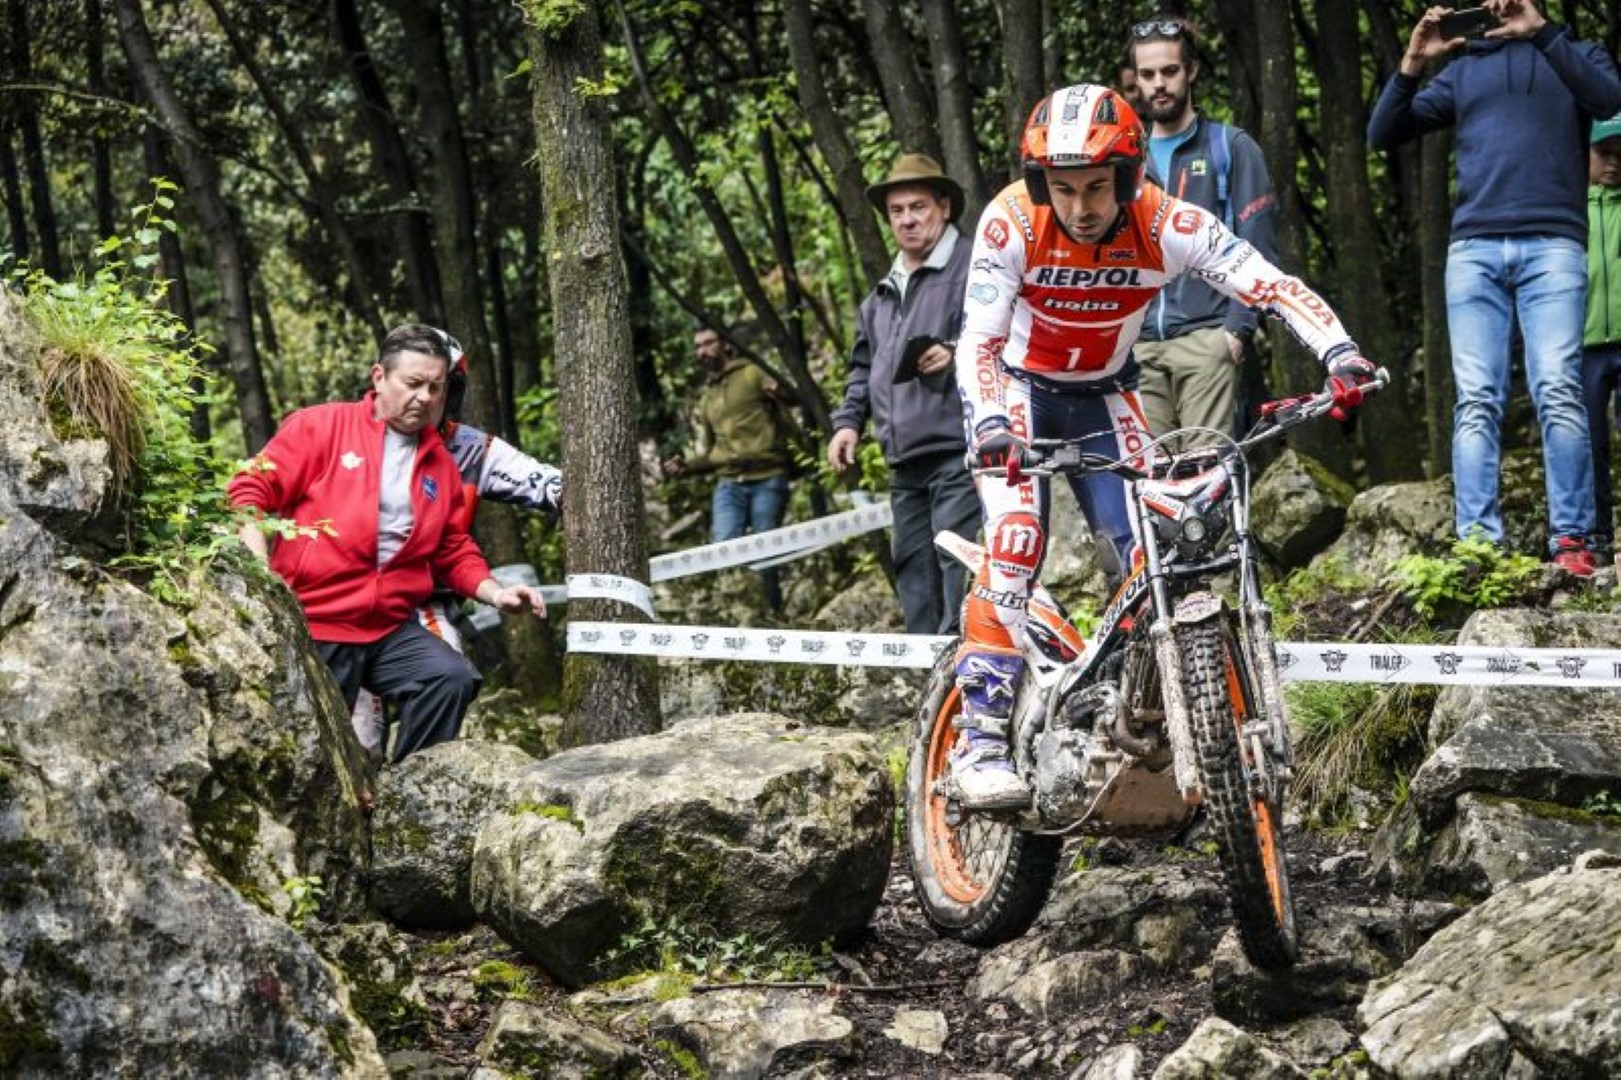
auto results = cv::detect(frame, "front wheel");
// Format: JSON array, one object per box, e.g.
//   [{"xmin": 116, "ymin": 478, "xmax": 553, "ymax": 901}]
[
  {"xmin": 1176, "ymin": 617, "xmax": 1299, "ymax": 969},
  {"xmin": 905, "ymin": 646, "xmax": 1060, "ymax": 945}
]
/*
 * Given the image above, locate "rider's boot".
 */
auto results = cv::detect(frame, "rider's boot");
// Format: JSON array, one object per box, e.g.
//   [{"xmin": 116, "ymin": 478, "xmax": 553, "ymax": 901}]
[{"xmin": 951, "ymin": 645, "xmax": 1032, "ymax": 810}]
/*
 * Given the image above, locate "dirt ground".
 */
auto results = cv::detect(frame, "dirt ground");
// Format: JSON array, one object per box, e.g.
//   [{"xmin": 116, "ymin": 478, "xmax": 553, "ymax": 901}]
[{"xmin": 402, "ymin": 822, "xmax": 1378, "ymax": 1078}]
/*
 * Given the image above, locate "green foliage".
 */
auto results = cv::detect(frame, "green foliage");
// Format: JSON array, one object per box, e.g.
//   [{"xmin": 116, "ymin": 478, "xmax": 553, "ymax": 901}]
[
  {"xmin": 1263, "ymin": 555, "xmax": 1378, "ymax": 639},
  {"xmin": 655, "ymin": 1038, "xmax": 706, "ymax": 1080},
  {"xmin": 600, "ymin": 915, "xmax": 832, "ymax": 984},
  {"xmin": 514, "ymin": 801, "xmax": 583, "ymax": 830},
  {"xmin": 471, "ymin": 959, "xmax": 536, "ymax": 1002},
  {"xmin": 1581, "ymin": 790, "xmax": 1621, "ymax": 821},
  {"xmin": 524, "ymin": 0, "xmax": 588, "ymax": 39},
  {"xmin": 281, "ymin": 874, "xmax": 325, "ymax": 931},
  {"xmin": 1287, "ymin": 640, "xmax": 1437, "ymax": 826},
  {"xmin": 14, "ymin": 183, "xmax": 247, "ymax": 604},
  {"xmin": 1392, "ymin": 536, "xmax": 1543, "ymax": 620}
]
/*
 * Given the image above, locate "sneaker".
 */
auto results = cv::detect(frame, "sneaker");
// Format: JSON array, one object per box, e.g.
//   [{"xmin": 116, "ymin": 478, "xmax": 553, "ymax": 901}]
[
  {"xmin": 949, "ymin": 729, "xmax": 1032, "ymax": 810},
  {"xmin": 1551, "ymin": 536, "xmax": 1597, "ymax": 579}
]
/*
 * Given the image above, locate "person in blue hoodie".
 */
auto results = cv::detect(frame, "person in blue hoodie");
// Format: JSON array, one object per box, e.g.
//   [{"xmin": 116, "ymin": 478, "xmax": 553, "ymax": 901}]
[{"xmin": 1368, "ymin": 0, "xmax": 1621, "ymax": 578}]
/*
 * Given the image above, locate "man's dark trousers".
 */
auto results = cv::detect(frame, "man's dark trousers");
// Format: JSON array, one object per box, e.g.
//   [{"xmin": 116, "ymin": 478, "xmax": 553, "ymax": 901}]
[
  {"xmin": 318, "ymin": 621, "xmax": 481, "ymax": 762},
  {"xmin": 890, "ymin": 448, "xmax": 983, "ymax": 634}
]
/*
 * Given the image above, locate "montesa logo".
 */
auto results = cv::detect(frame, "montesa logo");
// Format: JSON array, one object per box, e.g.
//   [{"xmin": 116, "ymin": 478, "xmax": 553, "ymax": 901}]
[{"xmin": 1032, "ymin": 266, "xmax": 1144, "ymax": 288}]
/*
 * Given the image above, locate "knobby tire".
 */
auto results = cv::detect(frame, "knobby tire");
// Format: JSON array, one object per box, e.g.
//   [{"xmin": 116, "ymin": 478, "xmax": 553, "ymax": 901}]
[
  {"xmin": 905, "ymin": 646, "xmax": 1060, "ymax": 945},
  {"xmin": 1176, "ymin": 617, "xmax": 1299, "ymax": 969}
]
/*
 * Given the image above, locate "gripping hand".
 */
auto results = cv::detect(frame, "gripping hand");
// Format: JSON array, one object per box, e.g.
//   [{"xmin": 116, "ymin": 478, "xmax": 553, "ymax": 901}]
[
  {"xmin": 1324, "ymin": 354, "xmax": 1378, "ymax": 421},
  {"xmin": 970, "ymin": 420, "xmax": 1028, "ymax": 477}
]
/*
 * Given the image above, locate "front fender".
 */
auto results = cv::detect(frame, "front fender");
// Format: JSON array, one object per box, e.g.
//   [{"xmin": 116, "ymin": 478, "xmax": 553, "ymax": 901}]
[{"xmin": 1171, "ymin": 590, "xmax": 1228, "ymax": 627}]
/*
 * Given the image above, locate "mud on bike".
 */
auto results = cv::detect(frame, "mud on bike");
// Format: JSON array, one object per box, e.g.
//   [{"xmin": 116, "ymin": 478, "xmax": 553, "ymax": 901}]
[{"xmin": 905, "ymin": 372, "xmax": 1387, "ymax": 970}]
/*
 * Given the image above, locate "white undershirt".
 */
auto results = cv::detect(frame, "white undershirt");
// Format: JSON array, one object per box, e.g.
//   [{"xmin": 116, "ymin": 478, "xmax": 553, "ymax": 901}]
[{"xmin": 377, "ymin": 428, "xmax": 417, "ymax": 566}]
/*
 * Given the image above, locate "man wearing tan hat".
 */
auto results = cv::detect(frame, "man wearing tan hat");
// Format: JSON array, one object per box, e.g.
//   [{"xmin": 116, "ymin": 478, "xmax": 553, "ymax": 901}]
[{"xmin": 828, "ymin": 152, "xmax": 981, "ymax": 634}]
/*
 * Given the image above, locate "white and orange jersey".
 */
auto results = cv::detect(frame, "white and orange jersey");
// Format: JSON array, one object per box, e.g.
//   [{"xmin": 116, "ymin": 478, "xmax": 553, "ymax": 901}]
[{"xmin": 955, "ymin": 180, "xmax": 1355, "ymax": 432}]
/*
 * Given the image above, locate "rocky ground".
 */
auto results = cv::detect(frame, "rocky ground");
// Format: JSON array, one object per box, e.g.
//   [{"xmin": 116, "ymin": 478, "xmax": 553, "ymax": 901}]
[{"xmin": 392, "ymin": 822, "xmax": 1380, "ymax": 1078}]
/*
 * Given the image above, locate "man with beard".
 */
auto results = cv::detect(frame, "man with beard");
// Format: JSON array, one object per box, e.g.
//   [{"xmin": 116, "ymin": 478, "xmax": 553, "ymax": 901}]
[{"xmin": 1128, "ymin": 14, "xmax": 1279, "ymax": 448}]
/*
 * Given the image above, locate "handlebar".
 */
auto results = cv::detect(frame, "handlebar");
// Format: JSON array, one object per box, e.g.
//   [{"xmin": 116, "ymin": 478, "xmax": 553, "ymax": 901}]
[{"xmin": 984, "ymin": 366, "xmax": 1390, "ymax": 484}]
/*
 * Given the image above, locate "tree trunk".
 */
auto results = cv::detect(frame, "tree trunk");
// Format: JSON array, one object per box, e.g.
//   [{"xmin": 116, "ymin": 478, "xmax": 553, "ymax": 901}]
[
  {"xmin": 1316, "ymin": 0, "xmax": 1416, "ymax": 482},
  {"xmin": 781, "ymin": 0, "xmax": 892, "ymax": 288},
  {"xmin": 202, "ymin": 0, "xmax": 386, "ymax": 343},
  {"xmin": 114, "ymin": 0, "xmax": 274, "ymax": 450},
  {"xmin": 1254, "ymin": 0, "xmax": 1336, "ymax": 467},
  {"xmin": 87, "ymin": 0, "xmax": 116, "ymax": 242},
  {"xmin": 0, "ymin": 126, "xmax": 28, "ymax": 262},
  {"xmin": 920, "ymin": 0, "xmax": 987, "ymax": 224},
  {"xmin": 1421, "ymin": 129, "xmax": 1454, "ymax": 479},
  {"xmin": 8, "ymin": 0, "xmax": 63, "ymax": 278},
  {"xmin": 527, "ymin": 1, "xmax": 659, "ymax": 745},
  {"xmin": 331, "ymin": 0, "xmax": 443, "ymax": 322},
  {"xmin": 861, "ymin": 0, "xmax": 941, "ymax": 159},
  {"xmin": 1000, "ymin": 0, "xmax": 1044, "ymax": 172},
  {"xmin": 1208, "ymin": 0, "xmax": 1262, "ymax": 135}
]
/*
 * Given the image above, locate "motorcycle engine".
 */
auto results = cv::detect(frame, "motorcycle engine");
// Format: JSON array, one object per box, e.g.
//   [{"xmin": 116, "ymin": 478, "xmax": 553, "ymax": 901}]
[{"xmin": 1032, "ymin": 683, "xmax": 1120, "ymax": 825}]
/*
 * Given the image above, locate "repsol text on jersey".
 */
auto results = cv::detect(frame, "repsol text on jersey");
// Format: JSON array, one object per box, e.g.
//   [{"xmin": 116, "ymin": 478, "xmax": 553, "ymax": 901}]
[{"xmin": 1032, "ymin": 266, "xmax": 1144, "ymax": 288}]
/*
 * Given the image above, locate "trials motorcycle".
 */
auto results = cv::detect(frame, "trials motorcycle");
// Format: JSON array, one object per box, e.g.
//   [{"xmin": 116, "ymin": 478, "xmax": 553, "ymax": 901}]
[{"xmin": 905, "ymin": 373, "xmax": 1386, "ymax": 970}]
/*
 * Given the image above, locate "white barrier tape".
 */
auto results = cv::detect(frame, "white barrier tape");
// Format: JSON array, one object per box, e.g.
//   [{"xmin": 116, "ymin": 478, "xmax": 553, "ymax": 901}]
[
  {"xmin": 649, "ymin": 501, "xmax": 893, "ymax": 581},
  {"xmin": 568, "ymin": 622, "xmax": 1621, "ymax": 688},
  {"xmin": 524, "ymin": 502, "xmax": 894, "ymax": 614},
  {"xmin": 568, "ymin": 622, "xmax": 953, "ymax": 669},
  {"xmin": 561, "ymin": 573, "xmax": 657, "ymax": 619},
  {"xmin": 1276, "ymin": 642, "xmax": 1621, "ymax": 688}
]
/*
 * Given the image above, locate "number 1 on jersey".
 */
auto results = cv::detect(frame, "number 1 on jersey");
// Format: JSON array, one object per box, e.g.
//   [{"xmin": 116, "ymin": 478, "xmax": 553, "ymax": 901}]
[{"xmin": 1065, "ymin": 346, "xmax": 1084, "ymax": 371}]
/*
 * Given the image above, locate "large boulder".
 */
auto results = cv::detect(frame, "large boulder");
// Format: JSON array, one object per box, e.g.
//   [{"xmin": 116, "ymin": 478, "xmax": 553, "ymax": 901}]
[
  {"xmin": 0, "ymin": 294, "xmax": 382, "ymax": 1075},
  {"xmin": 1250, "ymin": 449, "xmax": 1355, "ymax": 569},
  {"xmin": 1358, "ymin": 866, "xmax": 1621, "ymax": 1078},
  {"xmin": 468, "ymin": 713, "xmax": 892, "ymax": 987},
  {"xmin": 1314, "ymin": 474, "xmax": 1454, "ymax": 579},
  {"xmin": 1410, "ymin": 611, "xmax": 1621, "ymax": 822},
  {"xmin": 370, "ymin": 740, "xmax": 537, "ymax": 928},
  {"xmin": 1416, "ymin": 791, "xmax": 1621, "ymax": 899}
]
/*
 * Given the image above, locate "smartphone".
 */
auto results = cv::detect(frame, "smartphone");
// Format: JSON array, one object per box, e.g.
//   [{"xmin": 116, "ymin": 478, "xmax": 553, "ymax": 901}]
[{"xmin": 1436, "ymin": 7, "xmax": 1500, "ymax": 40}]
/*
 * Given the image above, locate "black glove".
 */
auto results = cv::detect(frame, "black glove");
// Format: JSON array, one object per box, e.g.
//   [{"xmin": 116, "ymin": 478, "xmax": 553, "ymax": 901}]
[
  {"xmin": 1323, "ymin": 354, "xmax": 1378, "ymax": 422},
  {"xmin": 970, "ymin": 420, "xmax": 1028, "ymax": 475}
]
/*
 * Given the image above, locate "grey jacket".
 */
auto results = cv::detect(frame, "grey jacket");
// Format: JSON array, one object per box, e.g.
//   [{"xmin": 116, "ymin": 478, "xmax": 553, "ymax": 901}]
[
  {"xmin": 1140, "ymin": 114, "xmax": 1278, "ymax": 342},
  {"xmin": 831, "ymin": 227, "xmax": 971, "ymax": 464}
]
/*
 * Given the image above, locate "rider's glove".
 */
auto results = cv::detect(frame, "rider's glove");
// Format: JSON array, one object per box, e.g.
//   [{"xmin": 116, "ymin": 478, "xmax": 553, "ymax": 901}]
[
  {"xmin": 970, "ymin": 420, "xmax": 1028, "ymax": 474},
  {"xmin": 1323, "ymin": 353, "xmax": 1378, "ymax": 422}
]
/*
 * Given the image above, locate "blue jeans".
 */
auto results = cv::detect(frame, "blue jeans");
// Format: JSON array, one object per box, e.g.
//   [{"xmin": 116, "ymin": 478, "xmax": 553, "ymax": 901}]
[
  {"xmin": 712, "ymin": 475, "xmax": 790, "ymax": 610},
  {"xmin": 1446, "ymin": 236, "xmax": 1594, "ymax": 551}
]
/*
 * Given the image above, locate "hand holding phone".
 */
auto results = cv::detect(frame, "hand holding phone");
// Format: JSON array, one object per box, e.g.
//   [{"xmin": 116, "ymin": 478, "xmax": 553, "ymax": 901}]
[{"xmin": 1436, "ymin": 6, "xmax": 1501, "ymax": 41}]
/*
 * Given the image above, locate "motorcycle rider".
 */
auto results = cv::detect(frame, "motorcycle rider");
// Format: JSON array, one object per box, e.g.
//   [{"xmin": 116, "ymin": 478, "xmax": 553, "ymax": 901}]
[{"xmin": 950, "ymin": 83, "xmax": 1377, "ymax": 809}]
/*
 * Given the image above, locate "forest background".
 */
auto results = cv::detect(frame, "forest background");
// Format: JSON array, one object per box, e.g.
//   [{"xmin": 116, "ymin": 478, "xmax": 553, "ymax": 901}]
[{"xmin": 5, "ymin": 0, "xmax": 1619, "ymax": 736}]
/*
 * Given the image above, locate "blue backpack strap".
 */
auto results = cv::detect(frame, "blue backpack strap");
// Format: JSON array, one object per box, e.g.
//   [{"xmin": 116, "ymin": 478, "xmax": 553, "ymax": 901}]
[{"xmin": 1209, "ymin": 120, "xmax": 1233, "ymax": 229}]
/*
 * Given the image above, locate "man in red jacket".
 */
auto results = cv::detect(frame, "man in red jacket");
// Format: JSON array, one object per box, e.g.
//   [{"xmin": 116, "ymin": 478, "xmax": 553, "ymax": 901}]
[{"xmin": 229, "ymin": 324, "xmax": 546, "ymax": 762}]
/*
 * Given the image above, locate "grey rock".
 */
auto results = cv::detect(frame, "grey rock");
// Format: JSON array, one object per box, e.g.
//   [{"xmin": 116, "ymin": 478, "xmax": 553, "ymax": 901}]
[
  {"xmin": 469, "ymin": 713, "xmax": 892, "ymax": 987},
  {"xmin": 650, "ymin": 989, "xmax": 854, "ymax": 1080},
  {"xmin": 475, "ymin": 1000, "xmax": 640, "ymax": 1078},
  {"xmin": 1314, "ymin": 475, "xmax": 1454, "ymax": 579},
  {"xmin": 1153, "ymin": 1018, "xmax": 1305, "ymax": 1079},
  {"xmin": 1251, "ymin": 449, "xmax": 1355, "ymax": 569},
  {"xmin": 1359, "ymin": 867, "xmax": 1621, "ymax": 1078},
  {"xmin": 0, "ymin": 291, "xmax": 382, "ymax": 1075},
  {"xmin": 884, "ymin": 1007, "xmax": 948, "ymax": 1055},
  {"xmin": 1211, "ymin": 900, "xmax": 1461, "ymax": 1024},
  {"xmin": 1036, "ymin": 866, "xmax": 1223, "ymax": 969},
  {"xmin": 983, "ymin": 948, "xmax": 1142, "ymax": 1022},
  {"xmin": 1074, "ymin": 1043, "xmax": 1143, "ymax": 1080},
  {"xmin": 1262, "ymin": 1017, "xmax": 1355, "ymax": 1068},
  {"xmin": 371, "ymin": 739, "xmax": 536, "ymax": 928},
  {"xmin": 1421, "ymin": 791, "xmax": 1621, "ymax": 898}
]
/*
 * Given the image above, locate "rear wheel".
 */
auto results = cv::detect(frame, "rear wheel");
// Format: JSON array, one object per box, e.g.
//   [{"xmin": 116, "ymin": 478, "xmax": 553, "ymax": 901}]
[
  {"xmin": 905, "ymin": 647, "xmax": 1060, "ymax": 945},
  {"xmin": 1176, "ymin": 618, "xmax": 1299, "ymax": 969}
]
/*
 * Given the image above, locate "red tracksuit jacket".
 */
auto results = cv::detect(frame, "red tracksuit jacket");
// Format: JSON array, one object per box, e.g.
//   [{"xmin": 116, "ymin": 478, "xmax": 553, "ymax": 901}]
[{"xmin": 227, "ymin": 395, "xmax": 491, "ymax": 644}]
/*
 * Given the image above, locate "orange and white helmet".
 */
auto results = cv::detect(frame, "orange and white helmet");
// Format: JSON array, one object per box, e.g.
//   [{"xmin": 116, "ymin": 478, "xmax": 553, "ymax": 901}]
[{"xmin": 1020, "ymin": 84, "xmax": 1146, "ymax": 207}]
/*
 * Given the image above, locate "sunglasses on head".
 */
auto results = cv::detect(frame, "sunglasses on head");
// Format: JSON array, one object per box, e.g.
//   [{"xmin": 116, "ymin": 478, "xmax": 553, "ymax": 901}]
[{"xmin": 1132, "ymin": 19, "xmax": 1185, "ymax": 37}]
